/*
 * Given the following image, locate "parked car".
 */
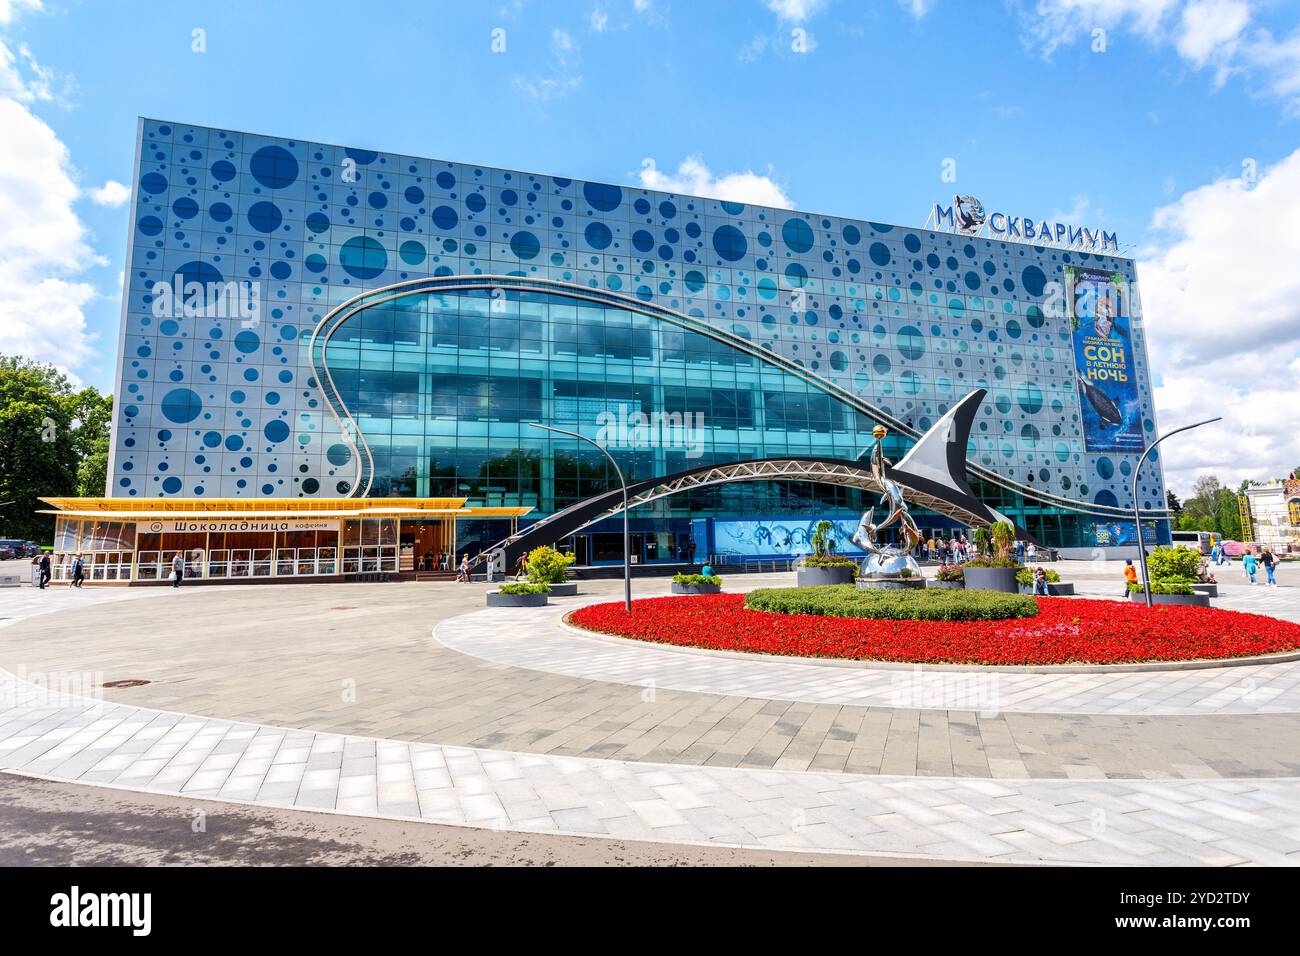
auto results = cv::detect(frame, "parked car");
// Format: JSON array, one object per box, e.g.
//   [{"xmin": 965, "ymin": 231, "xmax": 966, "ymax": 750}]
[{"xmin": 0, "ymin": 539, "xmax": 38, "ymax": 559}]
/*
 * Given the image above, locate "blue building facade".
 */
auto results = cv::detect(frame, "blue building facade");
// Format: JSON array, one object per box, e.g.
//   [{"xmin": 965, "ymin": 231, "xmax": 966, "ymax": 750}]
[{"xmin": 109, "ymin": 118, "xmax": 1169, "ymax": 557}]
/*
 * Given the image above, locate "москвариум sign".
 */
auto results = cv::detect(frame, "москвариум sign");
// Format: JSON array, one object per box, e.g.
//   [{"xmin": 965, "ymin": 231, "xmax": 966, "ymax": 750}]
[{"xmin": 929, "ymin": 195, "xmax": 1119, "ymax": 252}]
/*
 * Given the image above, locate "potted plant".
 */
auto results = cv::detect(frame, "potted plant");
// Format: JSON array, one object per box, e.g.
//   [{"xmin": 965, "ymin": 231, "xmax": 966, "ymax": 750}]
[
  {"xmin": 929, "ymin": 563, "xmax": 965, "ymax": 589},
  {"xmin": 1128, "ymin": 546, "xmax": 1211, "ymax": 606},
  {"xmin": 525, "ymin": 545, "xmax": 577, "ymax": 596},
  {"xmin": 486, "ymin": 581, "xmax": 550, "ymax": 608},
  {"xmin": 796, "ymin": 520, "xmax": 858, "ymax": 585},
  {"xmin": 972, "ymin": 526, "xmax": 992, "ymax": 557},
  {"xmin": 672, "ymin": 572, "xmax": 722, "ymax": 595}
]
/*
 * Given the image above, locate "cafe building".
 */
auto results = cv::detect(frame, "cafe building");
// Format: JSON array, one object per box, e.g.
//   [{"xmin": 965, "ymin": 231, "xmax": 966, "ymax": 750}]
[{"xmin": 38, "ymin": 497, "xmax": 530, "ymax": 585}]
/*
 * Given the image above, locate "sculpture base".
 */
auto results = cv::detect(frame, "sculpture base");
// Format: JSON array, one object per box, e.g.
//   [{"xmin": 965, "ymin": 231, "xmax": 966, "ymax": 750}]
[{"xmin": 856, "ymin": 577, "xmax": 926, "ymax": 590}]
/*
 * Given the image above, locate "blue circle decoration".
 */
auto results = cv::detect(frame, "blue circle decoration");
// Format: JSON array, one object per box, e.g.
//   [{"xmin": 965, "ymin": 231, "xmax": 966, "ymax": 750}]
[
  {"xmin": 432, "ymin": 205, "xmax": 458, "ymax": 230},
  {"xmin": 326, "ymin": 443, "xmax": 352, "ymax": 466},
  {"xmin": 249, "ymin": 145, "xmax": 299, "ymax": 189},
  {"xmin": 160, "ymin": 388, "xmax": 203, "ymax": 424},
  {"xmin": 869, "ymin": 242, "xmax": 891, "ymax": 267},
  {"xmin": 399, "ymin": 239, "xmax": 426, "ymax": 265},
  {"xmin": 339, "ymin": 235, "xmax": 387, "ymax": 279},
  {"xmin": 210, "ymin": 160, "xmax": 236, "ymax": 182},
  {"xmin": 202, "ymin": 430, "xmax": 222, "ymax": 448},
  {"xmin": 1022, "ymin": 265, "xmax": 1047, "ymax": 297},
  {"xmin": 405, "ymin": 185, "xmax": 424, "ymax": 205},
  {"xmin": 510, "ymin": 231, "xmax": 541, "ymax": 260},
  {"xmin": 172, "ymin": 197, "xmax": 199, "ymax": 220},
  {"xmin": 247, "ymin": 201, "xmax": 283, "ymax": 233},
  {"xmin": 1015, "ymin": 383, "xmax": 1044, "ymax": 414},
  {"xmin": 781, "ymin": 218, "xmax": 814, "ymax": 253},
  {"xmin": 138, "ymin": 215, "xmax": 163, "ymax": 236},
  {"xmin": 140, "ymin": 172, "xmax": 167, "ymax": 194},
  {"xmin": 465, "ymin": 193, "xmax": 485, "ymax": 213},
  {"xmin": 270, "ymin": 261, "xmax": 292, "ymax": 280},
  {"xmin": 234, "ymin": 330, "xmax": 260, "ymax": 353},
  {"xmin": 436, "ymin": 171, "xmax": 456, "ymax": 190},
  {"xmin": 583, "ymin": 182, "xmax": 622, "ymax": 212},
  {"xmin": 209, "ymin": 202, "xmax": 232, "ymax": 222},
  {"xmin": 162, "ymin": 476, "xmax": 182, "ymax": 494},
  {"xmin": 632, "ymin": 230, "xmax": 655, "ymax": 253},
  {"xmin": 712, "ymin": 225, "xmax": 747, "ymax": 262},
  {"xmin": 585, "ymin": 221, "xmax": 613, "ymax": 250},
  {"xmin": 1096, "ymin": 457, "xmax": 1115, "ymax": 480},
  {"xmin": 896, "ymin": 326, "xmax": 925, "ymax": 360},
  {"xmin": 306, "ymin": 212, "xmax": 330, "ymax": 233},
  {"xmin": 843, "ymin": 224, "xmax": 861, "ymax": 245},
  {"xmin": 264, "ymin": 419, "xmax": 290, "ymax": 443}
]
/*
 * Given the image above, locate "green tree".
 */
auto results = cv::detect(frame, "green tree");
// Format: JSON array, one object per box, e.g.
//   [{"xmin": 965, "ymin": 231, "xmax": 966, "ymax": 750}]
[
  {"xmin": 0, "ymin": 355, "xmax": 112, "ymax": 541},
  {"xmin": 1165, "ymin": 490, "xmax": 1182, "ymax": 519}
]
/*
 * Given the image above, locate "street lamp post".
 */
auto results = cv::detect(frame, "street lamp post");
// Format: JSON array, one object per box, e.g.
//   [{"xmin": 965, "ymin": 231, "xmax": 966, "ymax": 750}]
[
  {"xmin": 528, "ymin": 422, "xmax": 631, "ymax": 613},
  {"xmin": 1132, "ymin": 417, "xmax": 1221, "ymax": 608}
]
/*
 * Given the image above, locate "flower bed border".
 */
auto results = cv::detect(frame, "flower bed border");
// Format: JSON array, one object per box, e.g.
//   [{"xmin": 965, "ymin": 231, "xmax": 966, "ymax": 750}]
[{"xmin": 564, "ymin": 595, "xmax": 1300, "ymax": 671}]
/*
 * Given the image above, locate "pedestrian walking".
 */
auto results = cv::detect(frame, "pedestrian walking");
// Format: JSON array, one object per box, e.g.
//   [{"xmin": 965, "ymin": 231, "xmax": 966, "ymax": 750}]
[
  {"xmin": 171, "ymin": 551, "xmax": 184, "ymax": 588},
  {"xmin": 1262, "ymin": 549, "xmax": 1278, "ymax": 587},
  {"xmin": 37, "ymin": 552, "xmax": 51, "ymax": 589},
  {"xmin": 1122, "ymin": 559, "xmax": 1137, "ymax": 597},
  {"xmin": 456, "ymin": 553, "xmax": 470, "ymax": 583},
  {"xmin": 1243, "ymin": 551, "xmax": 1258, "ymax": 585},
  {"xmin": 70, "ymin": 553, "xmax": 86, "ymax": 588}
]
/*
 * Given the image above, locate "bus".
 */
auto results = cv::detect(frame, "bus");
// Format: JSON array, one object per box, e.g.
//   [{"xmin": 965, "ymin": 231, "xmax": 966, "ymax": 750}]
[{"xmin": 1170, "ymin": 530, "xmax": 1218, "ymax": 554}]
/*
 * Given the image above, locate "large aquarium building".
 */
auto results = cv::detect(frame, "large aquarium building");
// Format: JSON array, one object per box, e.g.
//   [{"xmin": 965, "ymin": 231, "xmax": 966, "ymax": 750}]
[{"xmin": 97, "ymin": 118, "xmax": 1169, "ymax": 569}]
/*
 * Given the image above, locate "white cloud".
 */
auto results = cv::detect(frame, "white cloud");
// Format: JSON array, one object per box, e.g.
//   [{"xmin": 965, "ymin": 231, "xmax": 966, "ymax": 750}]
[
  {"xmin": 0, "ymin": 87, "xmax": 100, "ymax": 371},
  {"xmin": 900, "ymin": 0, "xmax": 934, "ymax": 18},
  {"xmin": 86, "ymin": 179, "xmax": 129, "ymax": 207},
  {"xmin": 590, "ymin": 6, "xmax": 609, "ymax": 31},
  {"xmin": 1137, "ymin": 148, "xmax": 1300, "ymax": 493},
  {"xmin": 1020, "ymin": 0, "xmax": 1300, "ymax": 112},
  {"xmin": 764, "ymin": 0, "xmax": 829, "ymax": 23},
  {"xmin": 637, "ymin": 155, "xmax": 795, "ymax": 208},
  {"xmin": 512, "ymin": 73, "xmax": 583, "ymax": 101},
  {"xmin": 0, "ymin": 0, "xmax": 41, "ymax": 26}
]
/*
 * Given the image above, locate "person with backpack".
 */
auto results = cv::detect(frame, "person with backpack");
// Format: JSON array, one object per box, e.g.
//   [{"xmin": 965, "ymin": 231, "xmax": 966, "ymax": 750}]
[{"xmin": 1261, "ymin": 549, "xmax": 1278, "ymax": 587}]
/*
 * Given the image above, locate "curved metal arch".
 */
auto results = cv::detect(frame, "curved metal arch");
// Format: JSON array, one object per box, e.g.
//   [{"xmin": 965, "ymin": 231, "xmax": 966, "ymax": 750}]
[
  {"xmin": 308, "ymin": 274, "xmax": 1167, "ymax": 521},
  {"xmin": 483, "ymin": 457, "xmax": 1017, "ymax": 570}
]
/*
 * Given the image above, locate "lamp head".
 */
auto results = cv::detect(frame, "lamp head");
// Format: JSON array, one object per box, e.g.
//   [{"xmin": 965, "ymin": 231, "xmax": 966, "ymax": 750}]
[{"xmin": 872, "ymin": 425, "xmax": 887, "ymax": 440}]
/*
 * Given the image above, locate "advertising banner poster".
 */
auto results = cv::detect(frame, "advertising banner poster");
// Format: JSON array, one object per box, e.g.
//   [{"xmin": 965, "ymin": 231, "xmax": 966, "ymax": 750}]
[
  {"xmin": 1093, "ymin": 520, "xmax": 1160, "ymax": 547},
  {"xmin": 1067, "ymin": 266, "xmax": 1144, "ymax": 453},
  {"xmin": 712, "ymin": 518, "xmax": 866, "ymax": 558}
]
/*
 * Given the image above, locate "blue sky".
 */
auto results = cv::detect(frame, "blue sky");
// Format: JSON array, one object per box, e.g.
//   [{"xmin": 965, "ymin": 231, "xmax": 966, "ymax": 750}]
[{"xmin": 2, "ymin": 0, "xmax": 1300, "ymax": 493}]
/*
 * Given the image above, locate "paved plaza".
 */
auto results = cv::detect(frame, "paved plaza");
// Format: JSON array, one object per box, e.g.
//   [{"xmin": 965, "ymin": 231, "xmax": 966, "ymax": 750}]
[{"xmin": 1, "ymin": 561, "xmax": 1299, "ymax": 865}]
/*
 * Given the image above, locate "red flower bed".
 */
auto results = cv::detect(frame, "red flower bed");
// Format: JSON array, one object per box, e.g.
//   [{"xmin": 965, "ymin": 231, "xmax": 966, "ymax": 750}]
[{"xmin": 569, "ymin": 594, "xmax": 1300, "ymax": 666}]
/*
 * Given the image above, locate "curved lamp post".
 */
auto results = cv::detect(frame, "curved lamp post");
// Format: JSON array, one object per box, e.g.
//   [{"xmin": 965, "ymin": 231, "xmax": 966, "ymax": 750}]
[
  {"xmin": 1133, "ymin": 417, "xmax": 1221, "ymax": 608},
  {"xmin": 528, "ymin": 422, "xmax": 631, "ymax": 613}
]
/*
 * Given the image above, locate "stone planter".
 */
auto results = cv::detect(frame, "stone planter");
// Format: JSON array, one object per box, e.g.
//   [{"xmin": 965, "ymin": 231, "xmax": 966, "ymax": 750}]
[
  {"xmin": 1191, "ymin": 583, "xmax": 1218, "ymax": 598},
  {"xmin": 672, "ymin": 582, "xmax": 721, "ymax": 595},
  {"xmin": 796, "ymin": 566, "xmax": 856, "ymax": 587},
  {"xmin": 1127, "ymin": 590, "xmax": 1211, "ymax": 607},
  {"xmin": 857, "ymin": 577, "xmax": 926, "ymax": 590},
  {"xmin": 1018, "ymin": 582, "xmax": 1075, "ymax": 596},
  {"xmin": 486, "ymin": 590, "xmax": 548, "ymax": 608},
  {"xmin": 927, "ymin": 579, "xmax": 965, "ymax": 590},
  {"xmin": 544, "ymin": 582, "xmax": 578, "ymax": 596},
  {"xmin": 962, "ymin": 566, "xmax": 1021, "ymax": 593}
]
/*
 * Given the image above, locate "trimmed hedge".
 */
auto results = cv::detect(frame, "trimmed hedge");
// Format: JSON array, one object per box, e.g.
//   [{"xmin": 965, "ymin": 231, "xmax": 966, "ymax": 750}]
[
  {"xmin": 964, "ymin": 556, "xmax": 1025, "ymax": 570},
  {"xmin": 498, "ymin": 582, "xmax": 549, "ymax": 595},
  {"xmin": 798, "ymin": 554, "xmax": 859, "ymax": 569},
  {"xmin": 673, "ymin": 573, "xmax": 722, "ymax": 587},
  {"xmin": 744, "ymin": 585, "xmax": 1039, "ymax": 622},
  {"xmin": 936, "ymin": 563, "xmax": 965, "ymax": 583}
]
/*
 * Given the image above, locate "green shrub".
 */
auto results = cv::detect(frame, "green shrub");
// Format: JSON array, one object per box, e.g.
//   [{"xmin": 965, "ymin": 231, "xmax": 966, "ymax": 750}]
[
  {"xmin": 809, "ymin": 519, "xmax": 837, "ymax": 558},
  {"xmin": 1128, "ymin": 576, "xmax": 1196, "ymax": 595},
  {"xmin": 1016, "ymin": 568, "xmax": 1061, "ymax": 585},
  {"xmin": 525, "ymin": 545, "xmax": 575, "ymax": 585},
  {"xmin": 936, "ymin": 563, "xmax": 965, "ymax": 583},
  {"xmin": 673, "ymin": 573, "xmax": 722, "ymax": 587},
  {"xmin": 1146, "ymin": 546, "xmax": 1202, "ymax": 582},
  {"xmin": 972, "ymin": 526, "xmax": 991, "ymax": 557},
  {"xmin": 499, "ymin": 582, "xmax": 549, "ymax": 595},
  {"xmin": 991, "ymin": 521, "xmax": 1016, "ymax": 560},
  {"xmin": 799, "ymin": 554, "xmax": 859, "ymax": 569},
  {"xmin": 964, "ymin": 556, "xmax": 1024, "ymax": 570},
  {"xmin": 744, "ymin": 585, "xmax": 1038, "ymax": 622}
]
